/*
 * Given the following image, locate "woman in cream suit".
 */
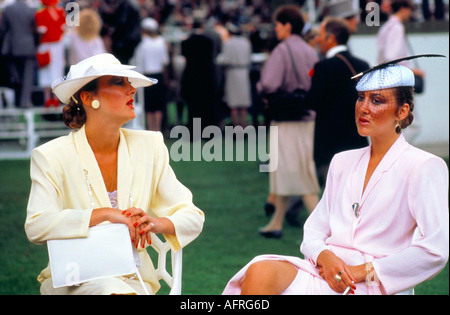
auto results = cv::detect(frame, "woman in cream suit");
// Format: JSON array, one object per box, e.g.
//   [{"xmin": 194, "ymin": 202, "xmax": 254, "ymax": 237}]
[
  {"xmin": 25, "ymin": 53, "xmax": 204, "ymax": 295},
  {"xmin": 223, "ymin": 60, "xmax": 449, "ymax": 295}
]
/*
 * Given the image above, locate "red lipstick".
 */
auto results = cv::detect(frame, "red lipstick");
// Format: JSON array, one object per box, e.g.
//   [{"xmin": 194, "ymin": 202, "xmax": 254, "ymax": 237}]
[{"xmin": 127, "ymin": 99, "xmax": 134, "ymax": 109}]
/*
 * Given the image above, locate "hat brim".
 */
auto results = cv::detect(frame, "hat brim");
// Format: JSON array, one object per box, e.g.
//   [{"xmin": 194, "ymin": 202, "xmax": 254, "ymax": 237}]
[{"xmin": 52, "ymin": 68, "xmax": 157, "ymax": 104}]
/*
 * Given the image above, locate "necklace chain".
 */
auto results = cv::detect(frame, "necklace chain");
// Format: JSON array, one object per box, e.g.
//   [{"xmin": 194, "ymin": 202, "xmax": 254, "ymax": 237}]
[
  {"xmin": 84, "ymin": 169, "xmax": 133, "ymax": 209},
  {"xmin": 109, "ymin": 163, "xmax": 117, "ymax": 193}
]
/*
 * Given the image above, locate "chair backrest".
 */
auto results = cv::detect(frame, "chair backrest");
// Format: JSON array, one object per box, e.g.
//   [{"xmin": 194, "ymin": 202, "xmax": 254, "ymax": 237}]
[{"xmin": 149, "ymin": 233, "xmax": 183, "ymax": 295}]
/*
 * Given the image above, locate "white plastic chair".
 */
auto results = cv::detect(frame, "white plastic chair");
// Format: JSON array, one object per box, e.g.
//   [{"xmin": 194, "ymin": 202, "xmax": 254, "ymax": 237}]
[{"xmin": 148, "ymin": 233, "xmax": 183, "ymax": 295}]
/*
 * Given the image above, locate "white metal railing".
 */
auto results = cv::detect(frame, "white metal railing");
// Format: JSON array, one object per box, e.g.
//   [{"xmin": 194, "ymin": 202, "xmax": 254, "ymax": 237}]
[
  {"xmin": 0, "ymin": 106, "xmax": 70, "ymax": 159},
  {"xmin": 1, "ymin": 97, "xmax": 145, "ymax": 160}
]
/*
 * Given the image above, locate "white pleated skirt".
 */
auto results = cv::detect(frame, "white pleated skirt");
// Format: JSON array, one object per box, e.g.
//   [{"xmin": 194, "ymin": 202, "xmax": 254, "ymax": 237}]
[{"xmin": 269, "ymin": 121, "xmax": 320, "ymax": 196}]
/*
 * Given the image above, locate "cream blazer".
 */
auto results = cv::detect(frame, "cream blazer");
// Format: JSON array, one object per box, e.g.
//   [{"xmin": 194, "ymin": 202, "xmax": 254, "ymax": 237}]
[{"xmin": 25, "ymin": 125, "xmax": 204, "ymax": 292}]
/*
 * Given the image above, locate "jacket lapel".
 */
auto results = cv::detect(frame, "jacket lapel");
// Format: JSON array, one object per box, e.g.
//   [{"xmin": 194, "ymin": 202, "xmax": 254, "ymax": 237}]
[
  {"xmin": 73, "ymin": 125, "xmax": 111, "ymax": 208},
  {"xmin": 117, "ymin": 129, "xmax": 133, "ymax": 210},
  {"xmin": 360, "ymin": 134, "xmax": 409, "ymax": 205},
  {"xmin": 351, "ymin": 135, "xmax": 409, "ymax": 218},
  {"xmin": 350, "ymin": 146, "xmax": 370, "ymax": 218}
]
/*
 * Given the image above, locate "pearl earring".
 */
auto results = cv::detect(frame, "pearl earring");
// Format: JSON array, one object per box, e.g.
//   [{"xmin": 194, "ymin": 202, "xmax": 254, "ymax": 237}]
[{"xmin": 92, "ymin": 100, "xmax": 100, "ymax": 109}]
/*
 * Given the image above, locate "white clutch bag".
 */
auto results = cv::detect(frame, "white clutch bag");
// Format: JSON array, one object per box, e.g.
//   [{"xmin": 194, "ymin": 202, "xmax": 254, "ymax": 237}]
[{"xmin": 47, "ymin": 223, "xmax": 149, "ymax": 294}]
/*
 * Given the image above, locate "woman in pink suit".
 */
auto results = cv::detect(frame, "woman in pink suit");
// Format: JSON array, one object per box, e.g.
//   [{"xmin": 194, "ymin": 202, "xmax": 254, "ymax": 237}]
[{"xmin": 223, "ymin": 60, "xmax": 449, "ymax": 295}]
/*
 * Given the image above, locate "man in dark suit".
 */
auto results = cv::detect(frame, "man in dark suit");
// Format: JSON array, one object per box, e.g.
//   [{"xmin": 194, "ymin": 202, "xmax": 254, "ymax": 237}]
[
  {"xmin": 180, "ymin": 19, "xmax": 216, "ymax": 133},
  {"xmin": 307, "ymin": 17, "xmax": 369, "ymax": 185},
  {"xmin": 0, "ymin": 0, "xmax": 37, "ymax": 107}
]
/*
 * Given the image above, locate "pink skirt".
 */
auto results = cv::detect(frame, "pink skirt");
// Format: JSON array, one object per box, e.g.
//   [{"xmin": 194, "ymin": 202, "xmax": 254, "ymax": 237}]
[{"xmin": 222, "ymin": 254, "xmax": 383, "ymax": 295}]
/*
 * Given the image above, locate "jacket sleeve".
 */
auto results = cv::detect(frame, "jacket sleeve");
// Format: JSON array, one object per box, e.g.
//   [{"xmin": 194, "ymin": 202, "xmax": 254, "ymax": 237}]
[
  {"xmin": 24, "ymin": 148, "xmax": 93, "ymax": 245},
  {"xmin": 256, "ymin": 44, "xmax": 287, "ymax": 95},
  {"xmin": 300, "ymin": 157, "xmax": 336, "ymax": 264},
  {"xmin": 149, "ymin": 133, "xmax": 205, "ymax": 252},
  {"xmin": 371, "ymin": 157, "xmax": 449, "ymax": 294}
]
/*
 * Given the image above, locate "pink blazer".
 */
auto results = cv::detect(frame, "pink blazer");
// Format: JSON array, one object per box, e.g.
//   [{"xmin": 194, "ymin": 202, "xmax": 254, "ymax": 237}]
[{"xmin": 301, "ymin": 134, "xmax": 449, "ymax": 294}]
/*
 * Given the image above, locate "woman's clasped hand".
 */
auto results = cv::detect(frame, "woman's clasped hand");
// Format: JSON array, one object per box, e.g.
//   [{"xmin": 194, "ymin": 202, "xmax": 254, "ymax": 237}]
[{"xmin": 121, "ymin": 208, "xmax": 156, "ymax": 249}]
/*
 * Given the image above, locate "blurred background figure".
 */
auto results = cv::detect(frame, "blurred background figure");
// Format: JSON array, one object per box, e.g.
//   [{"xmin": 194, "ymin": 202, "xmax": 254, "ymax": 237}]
[
  {"xmin": 377, "ymin": 0, "xmax": 412, "ymax": 62},
  {"xmin": 217, "ymin": 22, "xmax": 252, "ymax": 128},
  {"xmin": 135, "ymin": 17, "xmax": 169, "ymax": 132},
  {"xmin": 377, "ymin": 0, "xmax": 425, "ymax": 142},
  {"xmin": 307, "ymin": 17, "xmax": 369, "ymax": 186},
  {"xmin": 377, "ymin": 0, "xmax": 424, "ymax": 79},
  {"xmin": 99, "ymin": 0, "xmax": 141, "ymax": 64},
  {"xmin": 422, "ymin": 0, "xmax": 445, "ymax": 20},
  {"xmin": 181, "ymin": 18, "xmax": 216, "ymax": 133},
  {"xmin": 0, "ymin": 0, "xmax": 37, "ymax": 108},
  {"xmin": 35, "ymin": 0, "xmax": 66, "ymax": 107},
  {"xmin": 68, "ymin": 8, "xmax": 106, "ymax": 65},
  {"xmin": 257, "ymin": 5, "xmax": 320, "ymax": 238},
  {"xmin": 324, "ymin": 0, "xmax": 361, "ymax": 33}
]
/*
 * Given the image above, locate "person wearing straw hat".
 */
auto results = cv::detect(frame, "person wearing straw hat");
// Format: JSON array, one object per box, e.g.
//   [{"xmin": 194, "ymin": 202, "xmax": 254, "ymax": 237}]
[
  {"xmin": 223, "ymin": 57, "xmax": 448, "ymax": 295},
  {"xmin": 25, "ymin": 53, "xmax": 204, "ymax": 295}
]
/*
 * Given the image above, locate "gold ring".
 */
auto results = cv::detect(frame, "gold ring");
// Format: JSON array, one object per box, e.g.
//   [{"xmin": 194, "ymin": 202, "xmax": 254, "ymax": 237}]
[{"xmin": 334, "ymin": 273, "xmax": 342, "ymax": 282}]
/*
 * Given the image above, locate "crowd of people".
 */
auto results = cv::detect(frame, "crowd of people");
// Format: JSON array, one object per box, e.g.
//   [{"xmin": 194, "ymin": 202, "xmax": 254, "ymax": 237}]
[{"xmin": 0, "ymin": 0, "xmax": 447, "ymax": 117}]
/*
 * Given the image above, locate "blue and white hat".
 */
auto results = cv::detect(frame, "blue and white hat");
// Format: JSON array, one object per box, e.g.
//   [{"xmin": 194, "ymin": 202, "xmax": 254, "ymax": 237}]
[
  {"xmin": 356, "ymin": 64, "xmax": 414, "ymax": 91},
  {"xmin": 352, "ymin": 54, "xmax": 445, "ymax": 91}
]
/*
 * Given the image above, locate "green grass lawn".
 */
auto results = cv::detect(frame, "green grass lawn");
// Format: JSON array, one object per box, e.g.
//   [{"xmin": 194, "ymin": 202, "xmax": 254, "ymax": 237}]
[{"xmin": 0, "ymin": 137, "xmax": 448, "ymax": 295}]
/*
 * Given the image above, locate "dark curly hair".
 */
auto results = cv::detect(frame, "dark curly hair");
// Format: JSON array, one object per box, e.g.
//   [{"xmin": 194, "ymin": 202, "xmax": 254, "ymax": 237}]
[{"xmin": 62, "ymin": 79, "xmax": 99, "ymax": 129}]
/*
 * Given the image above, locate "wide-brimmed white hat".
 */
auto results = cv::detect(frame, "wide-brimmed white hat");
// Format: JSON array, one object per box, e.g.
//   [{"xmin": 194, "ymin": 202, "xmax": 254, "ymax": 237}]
[{"xmin": 52, "ymin": 53, "xmax": 157, "ymax": 104}]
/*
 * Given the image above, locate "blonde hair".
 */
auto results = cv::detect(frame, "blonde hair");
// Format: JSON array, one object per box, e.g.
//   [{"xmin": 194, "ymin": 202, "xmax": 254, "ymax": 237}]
[{"xmin": 77, "ymin": 9, "xmax": 102, "ymax": 41}]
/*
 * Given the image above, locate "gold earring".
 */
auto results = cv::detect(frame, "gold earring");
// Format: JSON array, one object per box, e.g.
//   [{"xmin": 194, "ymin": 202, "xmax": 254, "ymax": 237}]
[
  {"xmin": 395, "ymin": 122, "xmax": 401, "ymax": 134},
  {"xmin": 92, "ymin": 100, "xmax": 100, "ymax": 109}
]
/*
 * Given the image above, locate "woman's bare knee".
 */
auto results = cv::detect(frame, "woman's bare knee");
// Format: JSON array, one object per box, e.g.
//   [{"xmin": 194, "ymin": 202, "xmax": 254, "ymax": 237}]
[{"xmin": 241, "ymin": 260, "xmax": 298, "ymax": 295}]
